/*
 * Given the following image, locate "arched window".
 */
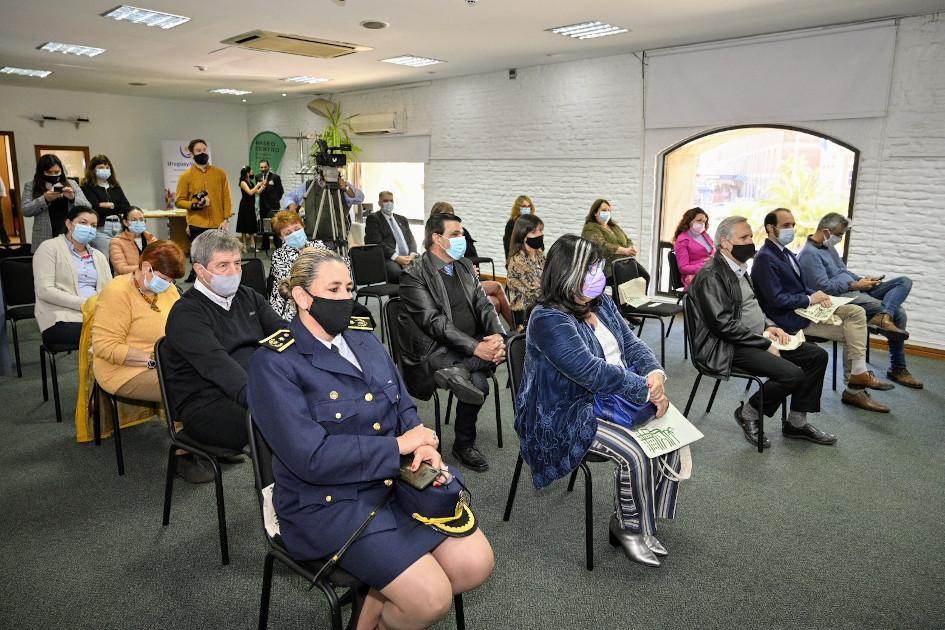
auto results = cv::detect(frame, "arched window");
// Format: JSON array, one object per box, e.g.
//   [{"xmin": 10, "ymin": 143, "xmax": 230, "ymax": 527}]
[{"xmin": 655, "ymin": 125, "xmax": 859, "ymax": 291}]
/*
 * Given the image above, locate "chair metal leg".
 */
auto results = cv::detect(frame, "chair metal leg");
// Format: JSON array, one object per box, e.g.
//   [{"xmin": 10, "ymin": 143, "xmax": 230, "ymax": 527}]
[
  {"xmin": 657, "ymin": 317, "xmax": 667, "ymax": 366},
  {"xmin": 491, "ymin": 375, "xmax": 502, "ymax": 448},
  {"xmin": 50, "ymin": 351, "xmax": 63, "ymax": 423},
  {"xmin": 162, "ymin": 446, "xmax": 176, "ymax": 525},
  {"xmin": 11, "ymin": 321, "xmax": 22, "ymax": 378},
  {"xmin": 317, "ymin": 580, "xmax": 345, "ymax": 630},
  {"xmin": 866, "ymin": 335, "xmax": 871, "ymax": 364},
  {"xmin": 753, "ymin": 376, "xmax": 766, "ymax": 454},
  {"xmin": 503, "ymin": 453, "xmax": 524, "ymax": 521},
  {"xmin": 683, "ymin": 373, "xmax": 702, "ymax": 417},
  {"xmin": 566, "ymin": 467, "xmax": 579, "ymax": 492},
  {"xmin": 40, "ymin": 346, "xmax": 48, "ymax": 401},
  {"xmin": 682, "ymin": 312, "xmax": 688, "ymax": 360},
  {"xmin": 207, "ymin": 456, "xmax": 230, "ymax": 565},
  {"xmin": 375, "ymin": 297, "xmax": 386, "ymax": 343},
  {"xmin": 93, "ymin": 385, "xmax": 102, "ymax": 446},
  {"xmin": 258, "ymin": 552, "xmax": 275, "ymax": 630},
  {"xmin": 665, "ymin": 313, "xmax": 676, "ymax": 338},
  {"xmin": 454, "ymin": 593, "xmax": 466, "ymax": 630},
  {"xmin": 581, "ymin": 461, "xmax": 594, "ymax": 571},
  {"xmin": 432, "ymin": 391, "xmax": 442, "ymax": 453},
  {"xmin": 444, "ymin": 392, "xmax": 453, "ymax": 425},
  {"xmin": 636, "ymin": 319, "xmax": 645, "ymax": 337},
  {"xmin": 110, "ymin": 394, "xmax": 125, "ymax": 476},
  {"xmin": 705, "ymin": 379, "xmax": 722, "ymax": 414},
  {"xmin": 832, "ymin": 341, "xmax": 838, "ymax": 391}
]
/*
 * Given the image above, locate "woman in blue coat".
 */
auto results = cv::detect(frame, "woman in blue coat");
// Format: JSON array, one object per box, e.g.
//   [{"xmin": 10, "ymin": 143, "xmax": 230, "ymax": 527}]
[
  {"xmin": 248, "ymin": 249, "xmax": 494, "ymax": 630},
  {"xmin": 514, "ymin": 234, "xmax": 684, "ymax": 568}
]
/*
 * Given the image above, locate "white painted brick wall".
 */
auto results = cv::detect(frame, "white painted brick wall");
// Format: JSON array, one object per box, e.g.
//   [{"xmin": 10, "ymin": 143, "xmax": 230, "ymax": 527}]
[{"xmin": 248, "ymin": 15, "xmax": 945, "ymax": 348}]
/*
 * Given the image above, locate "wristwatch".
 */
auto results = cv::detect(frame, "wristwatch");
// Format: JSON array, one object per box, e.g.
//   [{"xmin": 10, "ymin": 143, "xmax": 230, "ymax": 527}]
[{"xmin": 147, "ymin": 353, "xmax": 156, "ymax": 370}]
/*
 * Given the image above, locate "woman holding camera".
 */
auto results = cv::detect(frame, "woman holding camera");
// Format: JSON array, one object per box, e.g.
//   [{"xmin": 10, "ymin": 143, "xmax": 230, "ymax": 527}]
[
  {"xmin": 22, "ymin": 154, "xmax": 92, "ymax": 252},
  {"xmin": 248, "ymin": 249, "xmax": 494, "ymax": 630}
]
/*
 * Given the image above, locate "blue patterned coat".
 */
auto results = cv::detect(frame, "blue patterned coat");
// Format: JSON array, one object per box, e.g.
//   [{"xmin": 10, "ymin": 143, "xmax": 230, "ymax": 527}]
[{"xmin": 514, "ymin": 295, "xmax": 662, "ymax": 489}]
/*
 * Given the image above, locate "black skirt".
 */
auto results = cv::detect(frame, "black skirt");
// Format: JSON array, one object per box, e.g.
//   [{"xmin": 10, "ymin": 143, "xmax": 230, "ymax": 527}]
[{"xmin": 236, "ymin": 191, "xmax": 258, "ymax": 234}]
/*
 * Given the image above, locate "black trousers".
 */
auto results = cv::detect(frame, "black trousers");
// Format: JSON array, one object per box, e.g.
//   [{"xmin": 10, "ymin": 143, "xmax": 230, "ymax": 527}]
[
  {"xmin": 730, "ymin": 341, "xmax": 827, "ymax": 417},
  {"xmin": 427, "ymin": 349, "xmax": 493, "ymax": 449},
  {"xmin": 41, "ymin": 322, "xmax": 83, "ymax": 348},
  {"xmin": 180, "ymin": 397, "xmax": 248, "ymax": 452},
  {"xmin": 385, "ymin": 259, "xmax": 404, "ymax": 283}
]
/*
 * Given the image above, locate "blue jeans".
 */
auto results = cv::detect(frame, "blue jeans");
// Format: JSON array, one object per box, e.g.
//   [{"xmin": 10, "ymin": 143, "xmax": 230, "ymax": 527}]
[
  {"xmin": 849, "ymin": 276, "xmax": 911, "ymax": 369},
  {"xmin": 93, "ymin": 218, "xmax": 123, "ymax": 258}
]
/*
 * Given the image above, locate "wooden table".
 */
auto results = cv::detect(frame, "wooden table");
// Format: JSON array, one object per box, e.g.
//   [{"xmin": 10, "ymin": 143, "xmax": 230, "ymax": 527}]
[{"xmin": 142, "ymin": 209, "xmax": 190, "ymax": 255}]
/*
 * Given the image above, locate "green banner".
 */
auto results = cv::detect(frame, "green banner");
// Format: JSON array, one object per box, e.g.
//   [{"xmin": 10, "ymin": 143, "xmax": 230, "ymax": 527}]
[{"xmin": 248, "ymin": 131, "xmax": 287, "ymax": 173}]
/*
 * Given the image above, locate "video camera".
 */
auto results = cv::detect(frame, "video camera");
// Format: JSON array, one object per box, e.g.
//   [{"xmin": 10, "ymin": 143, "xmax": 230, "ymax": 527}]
[{"xmin": 313, "ymin": 139, "xmax": 351, "ymax": 186}]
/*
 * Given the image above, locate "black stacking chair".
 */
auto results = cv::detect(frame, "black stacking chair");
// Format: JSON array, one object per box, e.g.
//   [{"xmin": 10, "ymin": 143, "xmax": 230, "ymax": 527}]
[
  {"xmin": 680, "ymin": 296, "xmax": 785, "ymax": 454},
  {"xmin": 1, "ymin": 256, "xmax": 35, "ymax": 377},
  {"xmin": 502, "ymin": 333, "xmax": 607, "ymax": 571},
  {"xmin": 349, "ymin": 245, "xmax": 399, "ymax": 343},
  {"xmin": 611, "ymin": 257, "xmax": 683, "ymax": 366},
  {"xmin": 90, "ymin": 381, "xmax": 158, "ymax": 476},
  {"xmin": 240, "ymin": 258, "xmax": 268, "ymax": 296},
  {"xmin": 665, "ymin": 250, "xmax": 687, "ymax": 352},
  {"xmin": 467, "ymin": 256, "xmax": 495, "ymax": 280},
  {"xmin": 246, "ymin": 411, "xmax": 467, "ymax": 630},
  {"xmin": 40, "ymin": 341, "xmax": 78, "ymax": 423},
  {"xmin": 385, "ymin": 297, "xmax": 505, "ymax": 449},
  {"xmin": 154, "ymin": 337, "xmax": 243, "ymax": 565}
]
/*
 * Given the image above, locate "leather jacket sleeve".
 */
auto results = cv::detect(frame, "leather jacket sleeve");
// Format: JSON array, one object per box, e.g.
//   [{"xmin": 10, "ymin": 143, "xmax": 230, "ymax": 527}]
[
  {"xmin": 689, "ymin": 266, "xmax": 770, "ymax": 350},
  {"xmin": 399, "ymin": 266, "xmax": 481, "ymax": 356}
]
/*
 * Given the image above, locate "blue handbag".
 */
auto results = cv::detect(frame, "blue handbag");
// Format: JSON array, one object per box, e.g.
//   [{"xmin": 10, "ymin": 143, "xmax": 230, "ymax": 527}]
[{"xmin": 593, "ymin": 393, "xmax": 657, "ymax": 429}]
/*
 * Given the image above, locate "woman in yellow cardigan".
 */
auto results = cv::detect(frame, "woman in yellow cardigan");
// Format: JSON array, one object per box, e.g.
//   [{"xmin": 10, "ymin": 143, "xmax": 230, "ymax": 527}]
[
  {"xmin": 92, "ymin": 241, "xmax": 185, "ymax": 402},
  {"xmin": 580, "ymin": 198, "xmax": 638, "ymax": 279}
]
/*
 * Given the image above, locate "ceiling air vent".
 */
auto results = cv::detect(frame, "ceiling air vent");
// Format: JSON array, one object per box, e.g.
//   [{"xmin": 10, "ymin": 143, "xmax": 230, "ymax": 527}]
[{"xmin": 220, "ymin": 30, "xmax": 371, "ymax": 59}]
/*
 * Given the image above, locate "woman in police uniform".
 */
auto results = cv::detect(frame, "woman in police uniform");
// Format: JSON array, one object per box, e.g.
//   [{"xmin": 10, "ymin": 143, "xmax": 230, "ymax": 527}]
[{"xmin": 248, "ymin": 250, "xmax": 494, "ymax": 630}]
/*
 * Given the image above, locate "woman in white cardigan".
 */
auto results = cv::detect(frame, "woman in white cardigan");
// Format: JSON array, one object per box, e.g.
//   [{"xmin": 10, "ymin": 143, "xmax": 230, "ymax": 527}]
[{"xmin": 33, "ymin": 206, "xmax": 112, "ymax": 348}]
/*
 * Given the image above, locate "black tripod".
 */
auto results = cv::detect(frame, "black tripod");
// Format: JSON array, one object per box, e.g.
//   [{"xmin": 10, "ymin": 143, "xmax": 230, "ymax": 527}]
[{"xmin": 308, "ymin": 177, "xmax": 349, "ymax": 257}]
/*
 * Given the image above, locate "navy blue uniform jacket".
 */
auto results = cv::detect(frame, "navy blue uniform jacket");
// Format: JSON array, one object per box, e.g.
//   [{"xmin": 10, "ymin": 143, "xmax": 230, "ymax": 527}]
[
  {"xmin": 750, "ymin": 239, "xmax": 814, "ymax": 333},
  {"xmin": 247, "ymin": 317, "xmax": 422, "ymax": 561}
]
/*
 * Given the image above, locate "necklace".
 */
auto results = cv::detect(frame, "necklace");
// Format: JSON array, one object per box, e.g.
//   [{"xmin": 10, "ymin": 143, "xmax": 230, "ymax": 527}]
[{"xmin": 133, "ymin": 275, "xmax": 160, "ymax": 312}]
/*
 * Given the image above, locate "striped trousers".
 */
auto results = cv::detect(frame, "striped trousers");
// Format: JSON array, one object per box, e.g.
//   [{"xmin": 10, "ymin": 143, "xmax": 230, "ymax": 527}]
[{"xmin": 587, "ymin": 417, "xmax": 681, "ymax": 536}]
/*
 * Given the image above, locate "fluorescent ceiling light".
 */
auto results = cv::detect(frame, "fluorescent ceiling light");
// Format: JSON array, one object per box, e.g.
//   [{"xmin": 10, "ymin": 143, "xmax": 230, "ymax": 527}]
[
  {"xmin": 209, "ymin": 88, "xmax": 252, "ymax": 96},
  {"xmin": 1, "ymin": 66, "xmax": 52, "ymax": 78},
  {"xmin": 103, "ymin": 5, "xmax": 190, "ymax": 29},
  {"xmin": 283, "ymin": 76, "xmax": 331, "ymax": 84},
  {"xmin": 548, "ymin": 21, "xmax": 629, "ymax": 40},
  {"xmin": 381, "ymin": 55, "xmax": 443, "ymax": 68},
  {"xmin": 40, "ymin": 42, "xmax": 106, "ymax": 57}
]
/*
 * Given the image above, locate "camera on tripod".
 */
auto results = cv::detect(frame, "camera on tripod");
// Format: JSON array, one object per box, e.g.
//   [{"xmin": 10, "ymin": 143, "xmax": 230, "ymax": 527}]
[{"xmin": 313, "ymin": 139, "xmax": 351, "ymax": 187}]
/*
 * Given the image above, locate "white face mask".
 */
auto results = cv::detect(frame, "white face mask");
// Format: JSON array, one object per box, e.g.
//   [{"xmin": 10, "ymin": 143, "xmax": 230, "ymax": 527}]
[{"xmin": 824, "ymin": 230, "xmax": 842, "ymax": 248}]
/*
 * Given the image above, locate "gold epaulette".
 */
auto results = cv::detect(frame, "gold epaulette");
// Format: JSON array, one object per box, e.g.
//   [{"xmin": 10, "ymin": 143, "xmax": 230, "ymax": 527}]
[
  {"xmin": 259, "ymin": 329, "xmax": 295, "ymax": 352},
  {"xmin": 348, "ymin": 315, "xmax": 375, "ymax": 331}
]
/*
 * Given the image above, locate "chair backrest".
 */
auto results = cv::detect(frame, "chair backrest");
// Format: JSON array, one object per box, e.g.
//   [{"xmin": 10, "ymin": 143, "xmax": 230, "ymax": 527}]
[
  {"xmin": 0, "ymin": 244, "xmax": 31, "ymax": 259},
  {"xmin": 246, "ymin": 411, "xmax": 280, "ymax": 547},
  {"xmin": 153, "ymin": 337, "xmax": 183, "ymax": 440},
  {"xmin": 349, "ymin": 245, "xmax": 389, "ymax": 287},
  {"xmin": 682, "ymin": 295, "xmax": 700, "ymax": 369},
  {"xmin": 0, "ymin": 256, "xmax": 35, "ymax": 309},
  {"xmin": 667, "ymin": 250, "xmax": 685, "ymax": 295},
  {"xmin": 240, "ymin": 258, "xmax": 267, "ymax": 295},
  {"xmin": 506, "ymin": 333, "xmax": 527, "ymax": 404},
  {"xmin": 611, "ymin": 257, "xmax": 651, "ymax": 303},
  {"xmin": 383, "ymin": 297, "xmax": 405, "ymax": 368}
]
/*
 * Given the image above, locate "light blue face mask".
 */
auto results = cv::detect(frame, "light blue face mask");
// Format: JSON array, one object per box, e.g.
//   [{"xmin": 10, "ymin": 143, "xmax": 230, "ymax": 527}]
[
  {"xmin": 129, "ymin": 220, "xmax": 147, "ymax": 234},
  {"xmin": 144, "ymin": 268, "xmax": 172, "ymax": 294},
  {"xmin": 519, "ymin": 206, "xmax": 531, "ymax": 215},
  {"xmin": 599, "ymin": 211, "xmax": 611, "ymax": 224},
  {"xmin": 381, "ymin": 201, "xmax": 395, "ymax": 215},
  {"xmin": 777, "ymin": 227, "xmax": 795, "ymax": 246},
  {"xmin": 442, "ymin": 235, "xmax": 467, "ymax": 260},
  {"xmin": 206, "ymin": 270, "xmax": 242, "ymax": 298},
  {"xmin": 285, "ymin": 229, "xmax": 308, "ymax": 249},
  {"xmin": 72, "ymin": 223, "xmax": 97, "ymax": 244},
  {"xmin": 96, "ymin": 168, "xmax": 111, "ymax": 181}
]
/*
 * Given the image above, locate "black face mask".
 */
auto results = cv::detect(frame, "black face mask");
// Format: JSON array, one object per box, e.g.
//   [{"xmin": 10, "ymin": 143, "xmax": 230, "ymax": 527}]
[
  {"xmin": 306, "ymin": 291, "xmax": 354, "ymax": 337},
  {"xmin": 44, "ymin": 174, "xmax": 62, "ymax": 184},
  {"xmin": 730, "ymin": 243, "xmax": 756, "ymax": 263},
  {"xmin": 525, "ymin": 235, "xmax": 544, "ymax": 250},
  {"xmin": 193, "ymin": 153, "xmax": 210, "ymax": 166}
]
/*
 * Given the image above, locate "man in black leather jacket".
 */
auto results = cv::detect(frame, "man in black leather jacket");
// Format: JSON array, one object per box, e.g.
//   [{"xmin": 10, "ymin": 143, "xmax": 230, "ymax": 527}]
[
  {"xmin": 687, "ymin": 216, "xmax": 835, "ymax": 449},
  {"xmin": 397, "ymin": 212, "xmax": 505, "ymax": 471}
]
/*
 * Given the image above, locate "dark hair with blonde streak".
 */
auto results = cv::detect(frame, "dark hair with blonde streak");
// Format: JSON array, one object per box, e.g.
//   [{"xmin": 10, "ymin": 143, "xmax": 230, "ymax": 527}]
[{"xmin": 277, "ymin": 248, "xmax": 348, "ymax": 302}]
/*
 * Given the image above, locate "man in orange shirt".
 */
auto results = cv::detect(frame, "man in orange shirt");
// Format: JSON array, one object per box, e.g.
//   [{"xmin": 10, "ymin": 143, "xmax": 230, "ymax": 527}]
[{"xmin": 175, "ymin": 138, "xmax": 233, "ymax": 280}]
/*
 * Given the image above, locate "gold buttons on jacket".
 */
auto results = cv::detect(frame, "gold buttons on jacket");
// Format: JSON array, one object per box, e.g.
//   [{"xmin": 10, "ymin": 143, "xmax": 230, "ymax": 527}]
[
  {"xmin": 384, "ymin": 479, "xmax": 393, "ymax": 487},
  {"xmin": 335, "ymin": 412, "xmax": 342, "ymax": 419},
  {"xmin": 329, "ymin": 391, "xmax": 339, "ymax": 400},
  {"xmin": 364, "ymin": 392, "xmax": 374, "ymax": 401},
  {"xmin": 325, "ymin": 495, "xmax": 333, "ymax": 503},
  {"xmin": 372, "ymin": 422, "xmax": 382, "ymax": 431}
]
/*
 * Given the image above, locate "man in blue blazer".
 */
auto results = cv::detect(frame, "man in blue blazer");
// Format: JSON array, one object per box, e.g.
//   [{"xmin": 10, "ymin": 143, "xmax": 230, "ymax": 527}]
[{"xmin": 750, "ymin": 208, "xmax": 893, "ymax": 413}]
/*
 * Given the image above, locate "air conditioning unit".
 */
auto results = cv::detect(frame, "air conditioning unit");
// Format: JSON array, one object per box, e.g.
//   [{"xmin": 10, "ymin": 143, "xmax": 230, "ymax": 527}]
[
  {"xmin": 349, "ymin": 111, "xmax": 405, "ymax": 135},
  {"xmin": 220, "ymin": 30, "xmax": 371, "ymax": 58}
]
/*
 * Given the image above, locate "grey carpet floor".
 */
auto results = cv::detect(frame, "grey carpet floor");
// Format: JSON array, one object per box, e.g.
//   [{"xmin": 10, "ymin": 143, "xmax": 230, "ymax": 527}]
[{"xmin": 2, "ymin": 295, "xmax": 944, "ymax": 629}]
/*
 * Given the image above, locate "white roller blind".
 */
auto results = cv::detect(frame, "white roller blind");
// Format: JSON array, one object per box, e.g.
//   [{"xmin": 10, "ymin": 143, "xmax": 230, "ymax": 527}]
[
  {"xmin": 352, "ymin": 134, "xmax": 430, "ymax": 163},
  {"xmin": 645, "ymin": 22, "xmax": 897, "ymax": 129}
]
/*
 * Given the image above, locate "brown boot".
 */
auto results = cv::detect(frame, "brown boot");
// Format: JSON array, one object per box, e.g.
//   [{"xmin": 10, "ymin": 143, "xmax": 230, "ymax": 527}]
[
  {"xmin": 847, "ymin": 370, "xmax": 895, "ymax": 391},
  {"xmin": 841, "ymin": 389, "xmax": 890, "ymax": 413},
  {"xmin": 887, "ymin": 367, "xmax": 924, "ymax": 389},
  {"xmin": 868, "ymin": 313, "xmax": 909, "ymax": 340}
]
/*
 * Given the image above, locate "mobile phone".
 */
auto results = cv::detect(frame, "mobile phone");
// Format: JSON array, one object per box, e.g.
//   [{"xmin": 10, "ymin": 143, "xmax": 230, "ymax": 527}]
[
  {"xmin": 399, "ymin": 455, "xmax": 440, "ymax": 490},
  {"xmin": 52, "ymin": 183, "xmax": 64, "ymax": 192}
]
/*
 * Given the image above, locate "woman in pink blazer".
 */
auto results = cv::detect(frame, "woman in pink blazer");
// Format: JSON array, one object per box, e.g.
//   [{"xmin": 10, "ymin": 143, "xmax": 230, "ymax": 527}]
[{"xmin": 672, "ymin": 207, "xmax": 714, "ymax": 289}]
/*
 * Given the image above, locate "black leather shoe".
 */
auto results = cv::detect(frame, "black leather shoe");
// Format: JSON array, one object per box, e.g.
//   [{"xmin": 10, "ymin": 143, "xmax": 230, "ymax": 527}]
[
  {"xmin": 451, "ymin": 445, "xmax": 489, "ymax": 472},
  {"xmin": 434, "ymin": 367, "xmax": 486, "ymax": 405},
  {"xmin": 781, "ymin": 422, "xmax": 837, "ymax": 445},
  {"xmin": 734, "ymin": 403, "xmax": 771, "ymax": 449},
  {"xmin": 217, "ymin": 454, "xmax": 244, "ymax": 464},
  {"xmin": 175, "ymin": 454, "xmax": 214, "ymax": 484}
]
